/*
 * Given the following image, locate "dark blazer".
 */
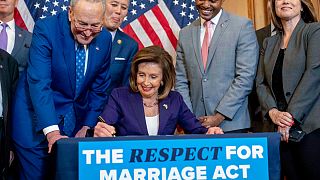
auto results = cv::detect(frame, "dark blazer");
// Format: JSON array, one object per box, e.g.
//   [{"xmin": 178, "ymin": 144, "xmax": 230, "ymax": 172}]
[
  {"xmin": 100, "ymin": 87, "xmax": 207, "ymax": 136},
  {"xmin": 11, "ymin": 25, "xmax": 32, "ymax": 73},
  {"xmin": 0, "ymin": 50, "xmax": 18, "ymax": 178},
  {"xmin": 107, "ymin": 30, "xmax": 138, "ymax": 95},
  {"xmin": 11, "ymin": 11, "xmax": 112, "ymax": 148},
  {"xmin": 256, "ymin": 20, "xmax": 320, "ymax": 134}
]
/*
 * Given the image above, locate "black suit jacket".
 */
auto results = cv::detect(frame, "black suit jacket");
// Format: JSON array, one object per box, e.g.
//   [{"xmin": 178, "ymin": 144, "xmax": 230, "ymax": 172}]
[{"xmin": 0, "ymin": 49, "xmax": 19, "ymax": 178}]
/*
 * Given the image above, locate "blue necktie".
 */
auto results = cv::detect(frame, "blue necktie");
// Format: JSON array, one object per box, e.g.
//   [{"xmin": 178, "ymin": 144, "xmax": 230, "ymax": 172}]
[
  {"xmin": 63, "ymin": 45, "xmax": 86, "ymax": 136},
  {"xmin": 0, "ymin": 23, "xmax": 8, "ymax": 51},
  {"xmin": 76, "ymin": 45, "xmax": 86, "ymax": 95}
]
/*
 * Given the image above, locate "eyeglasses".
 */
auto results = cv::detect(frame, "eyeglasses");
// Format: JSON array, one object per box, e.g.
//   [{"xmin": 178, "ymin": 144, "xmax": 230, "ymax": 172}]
[{"xmin": 73, "ymin": 18, "xmax": 102, "ymax": 33}]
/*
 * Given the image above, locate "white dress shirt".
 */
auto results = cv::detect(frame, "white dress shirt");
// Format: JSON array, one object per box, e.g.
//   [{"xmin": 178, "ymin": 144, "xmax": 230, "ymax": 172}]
[
  {"xmin": 0, "ymin": 19, "xmax": 15, "ymax": 54},
  {"xmin": 200, "ymin": 9, "xmax": 222, "ymax": 46}
]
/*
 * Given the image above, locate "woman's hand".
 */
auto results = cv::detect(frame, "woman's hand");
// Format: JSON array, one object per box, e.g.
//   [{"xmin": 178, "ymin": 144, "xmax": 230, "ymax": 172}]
[
  {"xmin": 278, "ymin": 126, "xmax": 290, "ymax": 143},
  {"xmin": 206, "ymin": 127, "xmax": 224, "ymax": 134},
  {"xmin": 94, "ymin": 122, "xmax": 116, "ymax": 137},
  {"xmin": 268, "ymin": 108, "xmax": 294, "ymax": 127}
]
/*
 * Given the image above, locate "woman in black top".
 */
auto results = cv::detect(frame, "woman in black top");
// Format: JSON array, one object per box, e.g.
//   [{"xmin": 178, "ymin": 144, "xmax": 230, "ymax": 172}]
[{"xmin": 256, "ymin": 0, "xmax": 320, "ymax": 179}]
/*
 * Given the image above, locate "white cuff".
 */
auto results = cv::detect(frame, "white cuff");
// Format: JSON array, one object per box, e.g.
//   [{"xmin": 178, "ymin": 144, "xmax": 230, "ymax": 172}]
[{"xmin": 43, "ymin": 125, "xmax": 60, "ymax": 136}]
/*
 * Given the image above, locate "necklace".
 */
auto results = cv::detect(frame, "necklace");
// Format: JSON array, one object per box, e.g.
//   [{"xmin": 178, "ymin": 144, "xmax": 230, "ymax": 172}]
[{"xmin": 143, "ymin": 100, "xmax": 158, "ymax": 108}]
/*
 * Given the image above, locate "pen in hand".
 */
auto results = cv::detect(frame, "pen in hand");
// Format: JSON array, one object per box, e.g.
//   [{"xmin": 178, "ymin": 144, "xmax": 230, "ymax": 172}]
[
  {"xmin": 97, "ymin": 116, "xmax": 116, "ymax": 137},
  {"xmin": 98, "ymin": 116, "xmax": 106, "ymax": 123}
]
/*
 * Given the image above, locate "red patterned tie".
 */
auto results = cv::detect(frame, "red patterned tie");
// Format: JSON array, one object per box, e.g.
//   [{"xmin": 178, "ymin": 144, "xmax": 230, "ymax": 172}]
[{"xmin": 201, "ymin": 21, "xmax": 212, "ymax": 69}]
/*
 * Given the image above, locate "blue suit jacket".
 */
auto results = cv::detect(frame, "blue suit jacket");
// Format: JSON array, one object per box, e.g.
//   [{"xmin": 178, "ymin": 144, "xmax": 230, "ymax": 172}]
[
  {"xmin": 100, "ymin": 87, "xmax": 207, "ymax": 136},
  {"xmin": 11, "ymin": 12, "xmax": 112, "ymax": 147},
  {"xmin": 107, "ymin": 30, "xmax": 138, "ymax": 95}
]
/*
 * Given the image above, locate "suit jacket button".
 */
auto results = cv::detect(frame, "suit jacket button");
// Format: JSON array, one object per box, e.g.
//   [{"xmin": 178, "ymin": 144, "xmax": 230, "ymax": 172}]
[{"xmin": 285, "ymin": 92, "xmax": 291, "ymax": 97}]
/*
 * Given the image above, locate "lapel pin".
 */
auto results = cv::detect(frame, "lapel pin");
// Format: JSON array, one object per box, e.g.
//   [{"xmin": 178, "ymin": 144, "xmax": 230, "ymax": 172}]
[
  {"xmin": 96, "ymin": 47, "xmax": 100, "ymax": 51},
  {"xmin": 163, "ymin": 104, "xmax": 168, "ymax": 110},
  {"xmin": 117, "ymin": 39, "xmax": 122, "ymax": 45},
  {"xmin": 18, "ymin": 33, "xmax": 22, "ymax": 37}
]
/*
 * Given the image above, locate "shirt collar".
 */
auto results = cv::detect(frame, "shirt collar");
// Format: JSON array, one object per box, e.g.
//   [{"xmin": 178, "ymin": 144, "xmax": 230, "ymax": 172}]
[
  {"xmin": 201, "ymin": 9, "xmax": 223, "ymax": 27},
  {"xmin": 108, "ymin": 29, "xmax": 117, "ymax": 42},
  {"xmin": 0, "ymin": 19, "xmax": 15, "ymax": 32}
]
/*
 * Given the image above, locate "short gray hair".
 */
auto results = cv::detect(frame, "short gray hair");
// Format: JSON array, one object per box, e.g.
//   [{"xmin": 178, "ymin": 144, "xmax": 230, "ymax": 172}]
[{"xmin": 70, "ymin": 0, "xmax": 106, "ymax": 12}]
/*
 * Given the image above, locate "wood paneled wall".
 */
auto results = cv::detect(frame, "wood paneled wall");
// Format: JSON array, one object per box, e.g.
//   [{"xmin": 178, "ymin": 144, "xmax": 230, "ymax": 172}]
[{"xmin": 222, "ymin": 0, "xmax": 320, "ymax": 30}]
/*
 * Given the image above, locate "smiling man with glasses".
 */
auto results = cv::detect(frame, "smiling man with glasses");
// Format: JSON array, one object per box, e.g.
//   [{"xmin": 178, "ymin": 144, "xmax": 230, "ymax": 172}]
[{"xmin": 11, "ymin": 0, "xmax": 112, "ymax": 179}]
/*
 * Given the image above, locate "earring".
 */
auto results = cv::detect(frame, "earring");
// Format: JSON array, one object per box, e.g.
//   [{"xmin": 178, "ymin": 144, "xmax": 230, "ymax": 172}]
[{"xmin": 161, "ymin": 81, "xmax": 164, "ymax": 86}]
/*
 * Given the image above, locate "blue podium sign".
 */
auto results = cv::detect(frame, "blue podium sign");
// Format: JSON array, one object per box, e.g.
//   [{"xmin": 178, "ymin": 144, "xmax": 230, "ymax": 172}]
[{"xmin": 79, "ymin": 136, "xmax": 269, "ymax": 180}]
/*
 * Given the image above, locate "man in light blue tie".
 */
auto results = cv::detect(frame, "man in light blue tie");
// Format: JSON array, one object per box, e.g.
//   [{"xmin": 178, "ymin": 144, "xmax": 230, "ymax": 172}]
[{"xmin": 11, "ymin": 0, "xmax": 112, "ymax": 179}]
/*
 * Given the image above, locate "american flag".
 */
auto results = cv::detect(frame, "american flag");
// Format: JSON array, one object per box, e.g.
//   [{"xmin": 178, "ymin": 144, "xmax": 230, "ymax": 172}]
[{"xmin": 14, "ymin": 0, "xmax": 199, "ymax": 58}]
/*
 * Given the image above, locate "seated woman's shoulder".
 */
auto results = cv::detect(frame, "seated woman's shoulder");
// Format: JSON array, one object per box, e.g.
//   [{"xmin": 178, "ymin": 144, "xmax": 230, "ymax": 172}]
[
  {"xmin": 167, "ymin": 90, "xmax": 183, "ymax": 99},
  {"xmin": 110, "ymin": 86, "xmax": 132, "ymax": 96}
]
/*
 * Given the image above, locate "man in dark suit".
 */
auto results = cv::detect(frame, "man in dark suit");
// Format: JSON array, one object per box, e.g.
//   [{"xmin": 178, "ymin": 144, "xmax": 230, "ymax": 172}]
[
  {"xmin": 0, "ymin": 49, "xmax": 18, "ymax": 179},
  {"xmin": 11, "ymin": 0, "xmax": 112, "ymax": 179},
  {"xmin": 0, "ymin": 0, "xmax": 32, "ymax": 178},
  {"xmin": 104, "ymin": 0, "xmax": 138, "ymax": 95},
  {"xmin": 0, "ymin": 0, "xmax": 32, "ymax": 74}
]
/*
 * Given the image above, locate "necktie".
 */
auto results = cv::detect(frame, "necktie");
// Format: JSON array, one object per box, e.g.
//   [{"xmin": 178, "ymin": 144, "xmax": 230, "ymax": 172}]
[
  {"xmin": 0, "ymin": 23, "xmax": 8, "ymax": 51},
  {"xmin": 201, "ymin": 21, "xmax": 212, "ymax": 69},
  {"xmin": 62, "ymin": 45, "xmax": 86, "ymax": 136},
  {"xmin": 75, "ymin": 45, "xmax": 86, "ymax": 95}
]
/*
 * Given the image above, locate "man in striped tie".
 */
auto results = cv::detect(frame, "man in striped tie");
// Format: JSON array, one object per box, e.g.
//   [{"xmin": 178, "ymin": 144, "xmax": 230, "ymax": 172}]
[{"xmin": 11, "ymin": 0, "xmax": 112, "ymax": 179}]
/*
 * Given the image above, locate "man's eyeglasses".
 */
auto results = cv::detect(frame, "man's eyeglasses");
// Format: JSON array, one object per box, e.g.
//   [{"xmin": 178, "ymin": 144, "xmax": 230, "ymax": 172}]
[{"xmin": 73, "ymin": 18, "xmax": 102, "ymax": 33}]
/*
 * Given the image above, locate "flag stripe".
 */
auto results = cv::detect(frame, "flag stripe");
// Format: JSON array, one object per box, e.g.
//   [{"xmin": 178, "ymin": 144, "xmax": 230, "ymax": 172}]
[
  {"xmin": 14, "ymin": 9, "xmax": 28, "ymax": 30},
  {"xmin": 129, "ymin": 19, "xmax": 153, "ymax": 47},
  {"xmin": 145, "ymin": 9, "xmax": 176, "ymax": 58},
  {"xmin": 151, "ymin": 5, "xmax": 177, "ymax": 50},
  {"xmin": 137, "ymin": 14, "xmax": 162, "ymax": 47},
  {"xmin": 122, "ymin": 25, "xmax": 144, "ymax": 50},
  {"xmin": 17, "ymin": 0, "xmax": 34, "ymax": 32},
  {"xmin": 158, "ymin": 0, "xmax": 181, "ymax": 39}
]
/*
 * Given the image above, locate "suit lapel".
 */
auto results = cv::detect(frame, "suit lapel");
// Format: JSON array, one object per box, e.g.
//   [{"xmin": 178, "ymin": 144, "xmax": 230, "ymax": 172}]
[
  {"xmin": 61, "ymin": 17, "xmax": 76, "ymax": 95},
  {"xmin": 157, "ymin": 98, "xmax": 170, "ymax": 135},
  {"xmin": 205, "ymin": 11, "xmax": 230, "ymax": 72},
  {"xmin": 268, "ymin": 34, "xmax": 281, "ymax": 87},
  {"xmin": 192, "ymin": 19, "xmax": 204, "ymax": 74},
  {"xmin": 11, "ymin": 26, "xmax": 27, "ymax": 57},
  {"xmin": 111, "ymin": 30, "xmax": 122, "ymax": 60},
  {"xmin": 130, "ymin": 92, "xmax": 149, "ymax": 135}
]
